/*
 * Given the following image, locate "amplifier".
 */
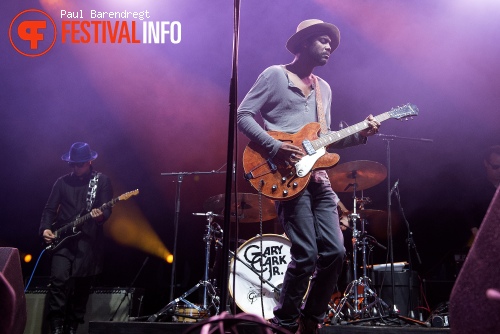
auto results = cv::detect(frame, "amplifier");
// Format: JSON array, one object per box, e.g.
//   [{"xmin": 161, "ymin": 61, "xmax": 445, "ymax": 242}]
[{"xmin": 24, "ymin": 287, "xmax": 144, "ymax": 334}]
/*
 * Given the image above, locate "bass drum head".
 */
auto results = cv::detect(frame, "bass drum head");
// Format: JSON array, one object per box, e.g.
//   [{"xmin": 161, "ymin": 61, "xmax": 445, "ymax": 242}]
[{"xmin": 228, "ymin": 234, "xmax": 291, "ymax": 319}]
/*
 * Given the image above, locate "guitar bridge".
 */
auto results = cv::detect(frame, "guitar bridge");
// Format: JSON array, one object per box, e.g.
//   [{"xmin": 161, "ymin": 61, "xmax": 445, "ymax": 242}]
[{"xmin": 244, "ymin": 158, "xmax": 277, "ymax": 181}]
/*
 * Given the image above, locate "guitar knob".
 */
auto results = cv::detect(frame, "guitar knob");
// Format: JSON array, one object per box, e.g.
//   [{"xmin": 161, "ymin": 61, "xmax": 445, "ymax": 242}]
[
  {"xmin": 292, "ymin": 182, "xmax": 298, "ymax": 188},
  {"xmin": 281, "ymin": 177, "xmax": 287, "ymax": 183},
  {"xmin": 283, "ymin": 190, "xmax": 288, "ymax": 196},
  {"xmin": 272, "ymin": 185, "xmax": 277, "ymax": 192}
]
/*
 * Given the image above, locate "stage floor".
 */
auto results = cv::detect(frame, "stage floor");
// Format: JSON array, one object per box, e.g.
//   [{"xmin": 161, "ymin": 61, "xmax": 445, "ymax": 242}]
[{"xmin": 89, "ymin": 320, "xmax": 451, "ymax": 334}]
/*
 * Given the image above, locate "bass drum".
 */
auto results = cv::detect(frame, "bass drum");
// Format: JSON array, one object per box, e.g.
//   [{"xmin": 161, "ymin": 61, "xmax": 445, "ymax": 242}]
[{"xmin": 228, "ymin": 234, "xmax": 291, "ymax": 319}]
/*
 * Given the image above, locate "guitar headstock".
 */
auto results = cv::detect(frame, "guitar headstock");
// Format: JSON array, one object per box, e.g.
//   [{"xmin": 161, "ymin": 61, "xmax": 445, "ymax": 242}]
[
  {"xmin": 118, "ymin": 189, "xmax": 139, "ymax": 201},
  {"xmin": 388, "ymin": 103, "xmax": 419, "ymax": 120}
]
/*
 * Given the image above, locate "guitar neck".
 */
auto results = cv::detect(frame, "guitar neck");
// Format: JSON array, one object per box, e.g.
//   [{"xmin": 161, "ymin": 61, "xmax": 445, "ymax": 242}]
[
  {"xmin": 57, "ymin": 197, "xmax": 118, "ymax": 233},
  {"xmin": 311, "ymin": 112, "xmax": 390, "ymax": 150}
]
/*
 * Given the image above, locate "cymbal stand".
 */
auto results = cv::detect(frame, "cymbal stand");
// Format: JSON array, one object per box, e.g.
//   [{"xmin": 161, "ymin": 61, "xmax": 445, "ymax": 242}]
[
  {"xmin": 146, "ymin": 212, "xmax": 222, "ymax": 322},
  {"xmin": 160, "ymin": 169, "xmax": 225, "ymax": 301},
  {"xmin": 331, "ymin": 219, "xmax": 389, "ymax": 323},
  {"xmin": 197, "ymin": 212, "xmax": 223, "ymax": 310},
  {"xmin": 331, "ymin": 173, "xmax": 389, "ymax": 324}
]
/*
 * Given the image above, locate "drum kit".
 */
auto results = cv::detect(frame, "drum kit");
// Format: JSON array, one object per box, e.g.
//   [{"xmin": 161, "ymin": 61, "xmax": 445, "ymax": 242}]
[
  {"xmin": 327, "ymin": 160, "xmax": 391, "ymax": 324},
  {"xmin": 149, "ymin": 160, "xmax": 392, "ymax": 324}
]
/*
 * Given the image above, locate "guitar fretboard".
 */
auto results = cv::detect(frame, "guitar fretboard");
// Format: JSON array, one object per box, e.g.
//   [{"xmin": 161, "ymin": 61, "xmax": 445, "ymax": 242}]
[{"xmin": 312, "ymin": 112, "xmax": 391, "ymax": 150}]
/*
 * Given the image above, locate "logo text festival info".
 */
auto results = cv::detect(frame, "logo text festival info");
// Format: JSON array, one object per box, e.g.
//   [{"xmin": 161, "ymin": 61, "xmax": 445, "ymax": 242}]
[{"xmin": 60, "ymin": 9, "xmax": 181, "ymax": 44}]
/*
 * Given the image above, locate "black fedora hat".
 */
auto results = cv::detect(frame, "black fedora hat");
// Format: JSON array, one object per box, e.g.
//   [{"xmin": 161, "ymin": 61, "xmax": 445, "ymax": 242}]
[
  {"xmin": 286, "ymin": 19, "xmax": 340, "ymax": 55},
  {"xmin": 61, "ymin": 142, "xmax": 98, "ymax": 163}
]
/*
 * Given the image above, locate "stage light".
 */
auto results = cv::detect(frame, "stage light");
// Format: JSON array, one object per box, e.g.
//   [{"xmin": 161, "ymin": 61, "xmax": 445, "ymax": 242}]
[
  {"xmin": 23, "ymin": 253, "xmax": 32, "ymax": 263},
  {"xmin": 104, "ymin": 196, "xmax": 172, "ymax": 263}
]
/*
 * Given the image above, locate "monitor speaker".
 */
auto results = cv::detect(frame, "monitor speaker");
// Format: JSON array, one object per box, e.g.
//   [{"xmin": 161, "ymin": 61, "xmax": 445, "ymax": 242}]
[
  {"xmin": 0, "ymin": 247, "xmax": 27, "ymax": 334},
  {"xmin": 24, "ymin": 287, "xmax": 144, "ymax": 334},
  {"xmin": 449, "ymin": 188, "xmax": 500, "ymax": 333},
  {"xmin": 372, "ymin": 270, "xmax": 419, "ymax": 317}
]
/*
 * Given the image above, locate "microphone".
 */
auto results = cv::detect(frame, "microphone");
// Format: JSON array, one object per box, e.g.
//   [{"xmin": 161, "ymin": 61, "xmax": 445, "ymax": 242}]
[{"xmin": 390, "ymin": 179, "xmax": 399, "ymax": 195}]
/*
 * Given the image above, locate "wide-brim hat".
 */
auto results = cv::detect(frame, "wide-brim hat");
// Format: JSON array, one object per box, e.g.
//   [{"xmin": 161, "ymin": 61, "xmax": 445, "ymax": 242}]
[
  {"xmin": 61, "ymin": 142, "xmax": 98, "ymax": 163},
  {"xmin": 286, "ymin": 19, "xmax": 340, "ymax": 55}
]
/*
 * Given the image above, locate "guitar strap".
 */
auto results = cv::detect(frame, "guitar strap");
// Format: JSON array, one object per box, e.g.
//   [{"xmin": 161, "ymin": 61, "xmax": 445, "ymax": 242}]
[
  {"xmin": 313, "ymin": 75, "xmax": 329, "ymax": 135},
  {"xmin": 86, "ymin": 171, "xmax": 101, "ymax": 212}
]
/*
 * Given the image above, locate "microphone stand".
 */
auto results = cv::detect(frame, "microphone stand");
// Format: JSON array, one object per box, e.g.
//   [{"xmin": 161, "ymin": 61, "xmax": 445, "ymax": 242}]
[
  {"xmin": 393, "ymin": 184, "xmax": 422, "ymax": 319},
  {"xmin": 160, "ymin": 169, "xmax": 226, "ymax": 302},
  {"xmin": 219, "ymin": 0, "xmax": 241, "ymax": 315},
  {"xmin": 375, "ymin": 133, "xmax": 432, "ymax": 327}
]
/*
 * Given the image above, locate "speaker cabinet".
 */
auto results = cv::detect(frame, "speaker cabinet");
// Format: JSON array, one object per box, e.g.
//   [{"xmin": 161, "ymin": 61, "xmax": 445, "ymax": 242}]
[
  {"xmin": 24, "ymin": 290, "xmax": 49, "ymax": 334},
  {"xmin": 0, "ymin": 247, "xmax": 27, "ymax": 334},
  {"xmin": 372, "ymin": 270, "xmax": 419, "ymax": 317},
  {"xmin": 24, "ymin": 288, "xmax": 144, "ymax": 334},
  {"xmin": 449, "ymin": 188, "xmax": 500, "ymax": 333}
]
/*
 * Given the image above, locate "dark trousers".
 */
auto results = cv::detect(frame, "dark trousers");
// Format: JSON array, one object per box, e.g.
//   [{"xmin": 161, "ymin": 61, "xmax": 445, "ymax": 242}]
[
  {"xmin": 47, "ymin": 254, "xmax": 94, "ymax": 323},
  {"xmin": 274, "ymin": 181, "xmax": 345, "ymax": 326}
]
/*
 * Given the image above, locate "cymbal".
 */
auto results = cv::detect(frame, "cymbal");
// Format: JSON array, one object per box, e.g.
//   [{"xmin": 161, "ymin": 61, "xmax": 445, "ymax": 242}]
[
  {"xmin": 328, "ymin": 160, "xmax": 387, "ymax": 192},
  {"xmin": 358, "ymin": 209, "xmax": 387, "ymax": 223},
  {"xmin": 203, "ymin": 193, "xmax": 277, "ymax": 223},
  {"xmin": 343, "ymin": 209, "xmax": 387, "ymax": 225}
]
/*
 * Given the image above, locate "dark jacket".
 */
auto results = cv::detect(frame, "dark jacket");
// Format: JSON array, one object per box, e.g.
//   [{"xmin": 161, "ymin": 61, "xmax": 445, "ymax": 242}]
[{"xmin": 40, "ymin": 168, "xmax": 113, "ymax": 276}]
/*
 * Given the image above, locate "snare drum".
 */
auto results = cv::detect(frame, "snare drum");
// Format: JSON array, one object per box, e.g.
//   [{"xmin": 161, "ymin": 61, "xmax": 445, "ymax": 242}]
[
  {"xmin": 172, "ymin": 304, "xmax": 208, "ymax": 323},
  {"xmin": 228, "ymin": 234, "xmax": 292, "ymax": 319}
]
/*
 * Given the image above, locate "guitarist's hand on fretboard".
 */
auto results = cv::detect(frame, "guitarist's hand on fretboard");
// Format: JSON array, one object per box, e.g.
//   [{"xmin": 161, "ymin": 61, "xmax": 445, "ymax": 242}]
[
  {"xmin": 90, "ymin": 208, "xmax": 104, "ymax": 222},
  {"xmin": 358, "ymin": 114, "xmax": 381, "ymax": 137},
  {"xmin": 42, "ymin": 229, "xmax": 55, "ymax": 244}
]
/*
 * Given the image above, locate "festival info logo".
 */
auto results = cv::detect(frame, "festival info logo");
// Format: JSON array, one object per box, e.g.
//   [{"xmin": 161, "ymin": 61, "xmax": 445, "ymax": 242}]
[
  {"xmin": 9, "ymin": 8, "xmax": 181, "ymax": 57},
  {"xmin": 9, "ymin": 9, "xmax": 57, "ymax": 57}
]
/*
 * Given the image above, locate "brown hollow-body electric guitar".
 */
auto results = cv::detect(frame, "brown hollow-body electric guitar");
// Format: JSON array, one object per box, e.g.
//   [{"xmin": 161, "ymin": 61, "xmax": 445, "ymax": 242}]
[{"xmin": 242, "ymin": 103, "xmax": 418, "ymax": 200}]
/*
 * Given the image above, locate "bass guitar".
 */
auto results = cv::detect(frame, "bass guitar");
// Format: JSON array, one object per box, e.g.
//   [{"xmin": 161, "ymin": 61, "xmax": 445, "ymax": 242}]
[
  {"xmin": 242, "ymin": 103, "xmax": 418, "ymax": 200},
  {"xmin": 45, "ymin": 189, "xmax": 139, "ymax": 252}
]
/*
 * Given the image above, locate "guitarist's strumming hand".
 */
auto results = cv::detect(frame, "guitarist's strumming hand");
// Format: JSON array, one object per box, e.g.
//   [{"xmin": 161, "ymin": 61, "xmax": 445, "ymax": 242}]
[
  {"xmin": 359, "ymin": 114, "xmax": 380, "ymax": 137},
  {"xmin": 43, "ymin": 229, "xmax": 55, "ymax": 244},
  {"xmin": 276, "ymin": 143, "xmax": 305, "ymax": 164}
]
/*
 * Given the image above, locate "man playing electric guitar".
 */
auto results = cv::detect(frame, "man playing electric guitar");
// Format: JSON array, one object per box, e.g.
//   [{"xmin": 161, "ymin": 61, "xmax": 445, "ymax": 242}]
[
  {"xmin": 237, "ymin": 19, "xmax": 380, "ymax": 334},
  {"xmin": 40, "ymin": 142, "xmax": 113, "ymax": 334}
]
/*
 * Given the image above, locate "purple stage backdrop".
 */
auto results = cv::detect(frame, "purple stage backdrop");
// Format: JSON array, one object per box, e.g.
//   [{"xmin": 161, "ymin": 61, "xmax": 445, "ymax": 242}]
[{"xmin": 1, "ymin": 0, "xmax": 499, "ymax": 318}]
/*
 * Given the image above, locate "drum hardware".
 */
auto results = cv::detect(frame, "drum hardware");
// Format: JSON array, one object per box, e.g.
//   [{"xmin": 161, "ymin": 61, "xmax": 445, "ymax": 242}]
[
  {"xmin": 329, "ymin": 163, "xmax": 390, "ymax": 324},
  {"xmin": 213, "ymin": 238, "xmax": 283, "ymax": 300},
  {"xmin": 228, "ymin": 234, "xmax": 292, "ymax": 320},
  {"xmin": 228, "ymin": 246, "xmax": 282, "ymax": 294},
  {"xmin": 328, "ymin": 160, "xmax": 388, "ymax": 193},
  {"xmin": 330, "ymin": 215, "xmax": 389, "ymax": 323},
  {"xmin": 160, "ymin": 169, "xmax": 226, "ymax": 301},
  {"xmin": 203, "ymin": 193, "xmax": 277, "ymax": 223},
  {"xmin": 146, "ymin": 211, "xmax": 222, "ymax": 322}
]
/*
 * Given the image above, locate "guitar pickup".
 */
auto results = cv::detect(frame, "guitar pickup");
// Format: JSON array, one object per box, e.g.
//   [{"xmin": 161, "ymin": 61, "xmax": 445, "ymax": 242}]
[{"xmin": 302, "ymin": 140, "xmax": 316, "ymax": 155}]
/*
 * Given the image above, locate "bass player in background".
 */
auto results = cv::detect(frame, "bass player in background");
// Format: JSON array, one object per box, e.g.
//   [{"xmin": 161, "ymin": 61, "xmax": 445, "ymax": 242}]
[
  {"xmin": 40, "ymin": 142, "xmax": 113, "ymax": 334},
  {"xmin": 237, "ymin": 19, "xmax": 380, "ymax": 333}
]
